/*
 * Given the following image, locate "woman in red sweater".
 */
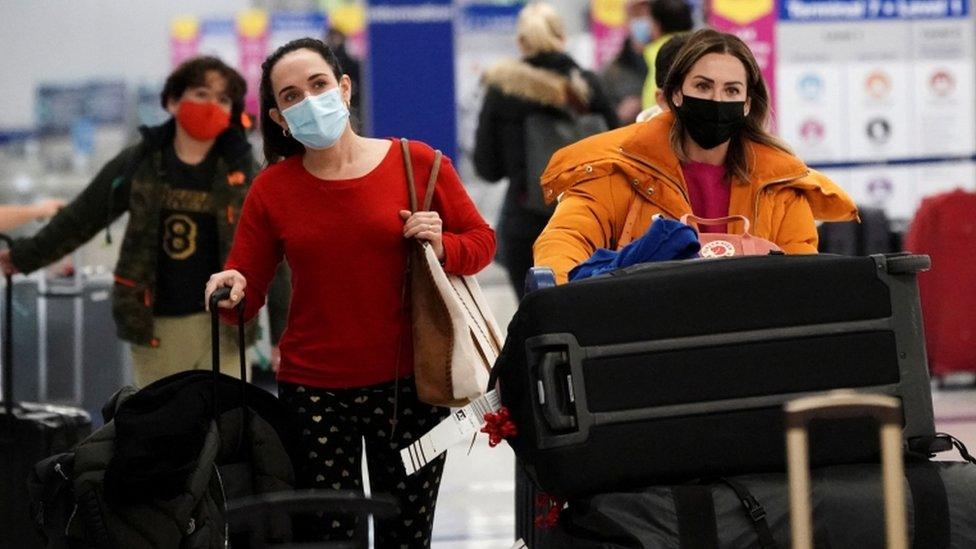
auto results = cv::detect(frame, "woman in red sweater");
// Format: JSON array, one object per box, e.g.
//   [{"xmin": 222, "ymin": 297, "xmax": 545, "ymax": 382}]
[{"xmin": 205, "ymin": 38, "xmax": 495, "ymax": 547}]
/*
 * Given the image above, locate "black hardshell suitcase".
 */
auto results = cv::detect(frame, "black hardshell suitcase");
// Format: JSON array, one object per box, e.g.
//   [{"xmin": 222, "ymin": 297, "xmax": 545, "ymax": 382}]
[
  {"xmin": 0, "ymin": 234, "xmax": 92, "ymax": 549},
  {"xmin": 495, "ymin": 253, "xmax": 938, "ymax": 499}
]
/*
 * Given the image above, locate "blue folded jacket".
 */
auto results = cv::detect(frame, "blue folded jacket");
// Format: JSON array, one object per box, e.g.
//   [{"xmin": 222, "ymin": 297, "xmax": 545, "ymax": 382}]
[{"xmin": 569, "ymin": 217, "xmax": 701, "ymax": 281}]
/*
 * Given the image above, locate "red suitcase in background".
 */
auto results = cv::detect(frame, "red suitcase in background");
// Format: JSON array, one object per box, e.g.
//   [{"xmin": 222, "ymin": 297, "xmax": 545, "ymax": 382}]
[{"xmin": 904, "ymin": 189, "xmax": 976, "ymax": 378}]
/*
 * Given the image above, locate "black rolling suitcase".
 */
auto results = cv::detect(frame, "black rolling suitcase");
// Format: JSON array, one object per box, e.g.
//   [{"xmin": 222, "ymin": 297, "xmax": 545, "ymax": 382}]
[
  {"xmin": 495, "ymin": 253, "xmax": 939, "ymax": 500},
  {"xmin": 0, "ymin": 234, "xmax": 92, "ymax": 549}
]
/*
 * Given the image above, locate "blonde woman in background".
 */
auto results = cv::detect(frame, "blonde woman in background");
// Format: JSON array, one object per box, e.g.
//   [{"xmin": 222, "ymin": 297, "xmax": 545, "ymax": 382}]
[{"xmin": 473, "ymin": 2, "xmax": 618, "ymax": 298}]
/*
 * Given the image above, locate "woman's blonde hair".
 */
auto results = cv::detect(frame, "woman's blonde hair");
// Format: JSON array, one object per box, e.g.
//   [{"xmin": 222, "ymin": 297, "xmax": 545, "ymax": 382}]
[
  {"xmin": 517, "ymin": 2, "xmax": 566, "ymax": 57},
  {"xmin": 663, "ymin": 29, "xmax": 793, "ymax": 184}
]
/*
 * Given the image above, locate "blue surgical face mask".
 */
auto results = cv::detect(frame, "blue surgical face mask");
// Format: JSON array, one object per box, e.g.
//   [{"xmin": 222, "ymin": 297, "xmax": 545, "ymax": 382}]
[
  {"xmin": 281, "ymin": 87, "xmax": 349, "ymax": 150},
  {"xmin": 629, "ymin": 18, "xmax": 652, "ymax": 45}
]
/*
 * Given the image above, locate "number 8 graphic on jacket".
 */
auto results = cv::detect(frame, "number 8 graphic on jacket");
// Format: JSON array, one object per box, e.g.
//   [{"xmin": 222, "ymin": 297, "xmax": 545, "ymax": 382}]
[{"xmin": 163, "ymin": 213, "xmax": 198, "ymax": 260}]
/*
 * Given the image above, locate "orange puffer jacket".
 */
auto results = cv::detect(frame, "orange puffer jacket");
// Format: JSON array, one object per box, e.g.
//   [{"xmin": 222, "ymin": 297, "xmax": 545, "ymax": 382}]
[{"xmin": 533, "ymin": 111, "xmax": 859, "ymax": 283}]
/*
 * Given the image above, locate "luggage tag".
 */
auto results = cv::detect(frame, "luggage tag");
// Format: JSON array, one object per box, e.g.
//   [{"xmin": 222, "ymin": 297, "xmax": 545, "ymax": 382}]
[{"xmin": 401, "ymin": 389, "xmax": 501, "ymax": 476}]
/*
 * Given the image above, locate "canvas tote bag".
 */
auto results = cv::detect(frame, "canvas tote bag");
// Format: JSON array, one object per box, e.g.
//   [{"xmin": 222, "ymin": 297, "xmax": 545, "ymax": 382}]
[{"xmin": 400, "ymin": 139, "xmax": 504, "ymax": 407}]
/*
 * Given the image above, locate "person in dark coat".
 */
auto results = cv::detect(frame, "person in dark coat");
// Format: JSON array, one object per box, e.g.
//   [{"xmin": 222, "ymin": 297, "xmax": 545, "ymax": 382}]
[{"xmin": 473, "ymin": 1, "xmax": 618, "ymax": 298}]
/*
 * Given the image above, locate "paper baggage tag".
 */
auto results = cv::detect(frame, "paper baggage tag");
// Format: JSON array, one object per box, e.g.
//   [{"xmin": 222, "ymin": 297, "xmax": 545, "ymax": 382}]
[{"xmin": 401, "ymin": 389, "xmax": 501, "ymax": 476}]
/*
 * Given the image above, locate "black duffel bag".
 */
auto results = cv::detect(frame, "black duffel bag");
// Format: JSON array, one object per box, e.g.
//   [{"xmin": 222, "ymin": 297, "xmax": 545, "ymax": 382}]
[{"xmin": 551, "ymin": 437, "xmax": 976, "ymax": 548}]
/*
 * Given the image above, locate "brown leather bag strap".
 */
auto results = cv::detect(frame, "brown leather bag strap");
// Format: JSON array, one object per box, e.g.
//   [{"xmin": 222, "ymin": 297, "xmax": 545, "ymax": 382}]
[
  {"xmin": 422, "ymin": 150, "xmax": 442, "ymax": 211},
  {"xmin": 401, "ymin": 138, "xmax": 418, "ymax": 212},
  {"xmin": 396, "ymin": 137, "xmax": 418, "ymax": 439},
  {"xmin": 616, "ymin": 197, "xmax": 642, "ymax": 251}
]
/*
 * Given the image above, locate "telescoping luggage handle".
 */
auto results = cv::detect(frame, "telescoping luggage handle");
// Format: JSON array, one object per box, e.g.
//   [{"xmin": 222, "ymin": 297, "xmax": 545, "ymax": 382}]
[
  {"xmin": 1, "ymin": 234, "xmax": 12, "ymax": 417},
  {"xmin": 208, "ymin": 286, "xmax": 247, "ymax": 421},
  {"xmin": 785, "ymin": 391, "xmax": 907, "ymax": 549}
]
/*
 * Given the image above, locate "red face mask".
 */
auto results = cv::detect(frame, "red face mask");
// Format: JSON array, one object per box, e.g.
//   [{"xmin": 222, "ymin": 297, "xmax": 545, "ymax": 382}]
[{"xmin": 175, "ymin": 100, "xmax": 231, "ymax": 141}]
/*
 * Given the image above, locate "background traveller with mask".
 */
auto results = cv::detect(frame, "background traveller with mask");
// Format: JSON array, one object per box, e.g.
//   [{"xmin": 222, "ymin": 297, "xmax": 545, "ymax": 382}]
[
  {"xmin": 600, "ymin": 0, "xmax": 652, "ymax": 124},
  {"xmin": 0, "ymin": 56, "xmax": 266, "ymax": 386},
  {"xmin": 533, "ymin": 29, "xmax": 860, "ymax": 284},
  {"xmin": 205, "ymin": 38, "xmax": 495, "ymax": 546},
  {"xmin": 641, "ymin": 0, "xmax": 695, "ymax": 109}
]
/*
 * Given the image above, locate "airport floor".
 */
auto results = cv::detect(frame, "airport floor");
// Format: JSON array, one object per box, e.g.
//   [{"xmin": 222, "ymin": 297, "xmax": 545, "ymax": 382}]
[{"xmin": 428, "ymin": 263, "xmax": 976, "ymax": 548}]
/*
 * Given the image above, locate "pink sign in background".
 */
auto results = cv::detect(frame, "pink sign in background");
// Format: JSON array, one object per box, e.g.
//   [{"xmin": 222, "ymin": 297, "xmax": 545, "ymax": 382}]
[
  {"xmin": 170, "ymin": 37, "xmax": 200, "ymax": 69},
  {"xmin": 707, "ymin": 1, "xmax": 778, "ymax": 130},
  {"xmin": 238, "ymin": 34, "xmax": 269, "ymax": 117},
  {"xmin": 590, "ymin": 15, "xmax": 629, "ymax": 71}
]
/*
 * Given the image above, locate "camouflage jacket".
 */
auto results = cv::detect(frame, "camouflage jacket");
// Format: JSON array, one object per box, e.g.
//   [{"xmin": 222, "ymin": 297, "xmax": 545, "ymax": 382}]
[{"xmin": 11, "ymin": 120, "xmax": 263, "ymax": 346}]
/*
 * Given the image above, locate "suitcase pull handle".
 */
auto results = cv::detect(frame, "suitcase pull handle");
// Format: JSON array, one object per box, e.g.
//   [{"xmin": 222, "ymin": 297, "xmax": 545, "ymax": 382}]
[
  {"xmin": 209, "ymin": 286, "xmax": 247, "ymax": 422},
  {"xmin": 537, "ymin": 351, "xmax": 577, "ymax": 432},
  {"xmin": 785, "ymin": 390, "xmax": 907, "ymax": 549},
  {"xmin": 1, "ymin": 233, "xmax": 13, "ymax": 417}
]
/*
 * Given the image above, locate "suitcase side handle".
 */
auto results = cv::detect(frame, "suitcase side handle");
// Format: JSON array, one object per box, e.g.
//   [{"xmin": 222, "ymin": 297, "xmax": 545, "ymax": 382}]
[
  {"xmin": 785, "ymin": 390, "xmax": 907, "ymax": 549},
  {"xmin": 537, "ymin": 351, "xmax": 577, "ymax": 432}
]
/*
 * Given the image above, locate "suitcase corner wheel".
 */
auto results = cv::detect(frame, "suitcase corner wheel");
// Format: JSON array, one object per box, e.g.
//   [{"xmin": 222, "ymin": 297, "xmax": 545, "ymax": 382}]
[{"xmin": 785, "ymin": 390, "xmax": 908, "ymax": 549}]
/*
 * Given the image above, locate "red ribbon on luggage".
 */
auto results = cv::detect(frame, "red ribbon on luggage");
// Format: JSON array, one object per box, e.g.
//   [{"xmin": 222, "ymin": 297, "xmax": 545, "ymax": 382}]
[
  {"xmin": 533, "ymin": 492, "xmax": 565, "ymax": 529},
  {"xmin": 481, "ymin": 406, "xmax": 517, "ymax": 447}
]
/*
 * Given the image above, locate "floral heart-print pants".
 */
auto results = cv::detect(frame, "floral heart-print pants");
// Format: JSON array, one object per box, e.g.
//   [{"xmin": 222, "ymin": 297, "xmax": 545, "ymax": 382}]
[{"xmin": 279, "ymin": 376, "xmax": 448, "ymax": 548}]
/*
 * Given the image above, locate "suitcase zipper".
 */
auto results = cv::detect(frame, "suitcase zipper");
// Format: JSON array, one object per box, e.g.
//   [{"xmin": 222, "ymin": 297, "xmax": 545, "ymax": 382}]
[
  {"xmin": 213, "ymin": 463, "xmax": 230, "ymax": 548},
  {"xmin": 65, "ymin": 504, "xmax": 79, "ymax": 537}
]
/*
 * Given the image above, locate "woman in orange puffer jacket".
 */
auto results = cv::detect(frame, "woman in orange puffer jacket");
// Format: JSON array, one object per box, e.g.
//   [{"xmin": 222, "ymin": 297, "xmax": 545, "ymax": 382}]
[{"xmin": 533, "ymin": 29, "xmax": 859, "ymax": 283}]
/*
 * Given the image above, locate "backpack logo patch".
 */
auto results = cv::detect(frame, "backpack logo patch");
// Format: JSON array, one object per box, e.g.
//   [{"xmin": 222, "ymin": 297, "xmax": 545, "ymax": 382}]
[{"xmin": 701, "ymin": 240, "xmax": 736, "ymax": 258}]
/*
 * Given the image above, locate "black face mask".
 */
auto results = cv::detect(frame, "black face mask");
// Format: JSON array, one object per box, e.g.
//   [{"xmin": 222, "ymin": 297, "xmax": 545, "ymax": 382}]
[{"xmin": 675, "ymin": 96, "xmax": 746, "ymax": 150}]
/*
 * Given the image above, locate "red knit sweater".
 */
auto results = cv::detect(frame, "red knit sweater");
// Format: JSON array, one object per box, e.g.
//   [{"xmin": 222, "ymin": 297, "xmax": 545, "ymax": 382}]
[{"xmin": 222, "ymin": 139, "xmax": 496, "ymax": 388}]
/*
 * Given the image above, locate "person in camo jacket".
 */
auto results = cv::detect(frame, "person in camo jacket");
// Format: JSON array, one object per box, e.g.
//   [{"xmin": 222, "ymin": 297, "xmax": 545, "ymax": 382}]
[{"xmin": 0, "ymin": 56, "xmax": 289, "ymax": 387}]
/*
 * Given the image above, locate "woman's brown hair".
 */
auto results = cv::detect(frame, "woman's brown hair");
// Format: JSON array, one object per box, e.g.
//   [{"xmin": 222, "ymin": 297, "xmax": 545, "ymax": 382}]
[{"xmin": 662, "ymin": 29, "xmax": 792, "ymax": 184}]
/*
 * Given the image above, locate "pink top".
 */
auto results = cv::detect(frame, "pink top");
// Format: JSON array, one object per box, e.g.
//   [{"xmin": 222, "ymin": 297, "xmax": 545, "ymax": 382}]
[{"xmin": 681, "ymin": 160, "xmax": 730, "ymax": 233}]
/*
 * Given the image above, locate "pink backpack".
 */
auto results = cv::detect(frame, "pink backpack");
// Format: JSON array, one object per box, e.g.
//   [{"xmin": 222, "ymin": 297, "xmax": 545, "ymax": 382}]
[{"xmin": 680, "ymin": 214, "xmax": 782, "ymax": 258}]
